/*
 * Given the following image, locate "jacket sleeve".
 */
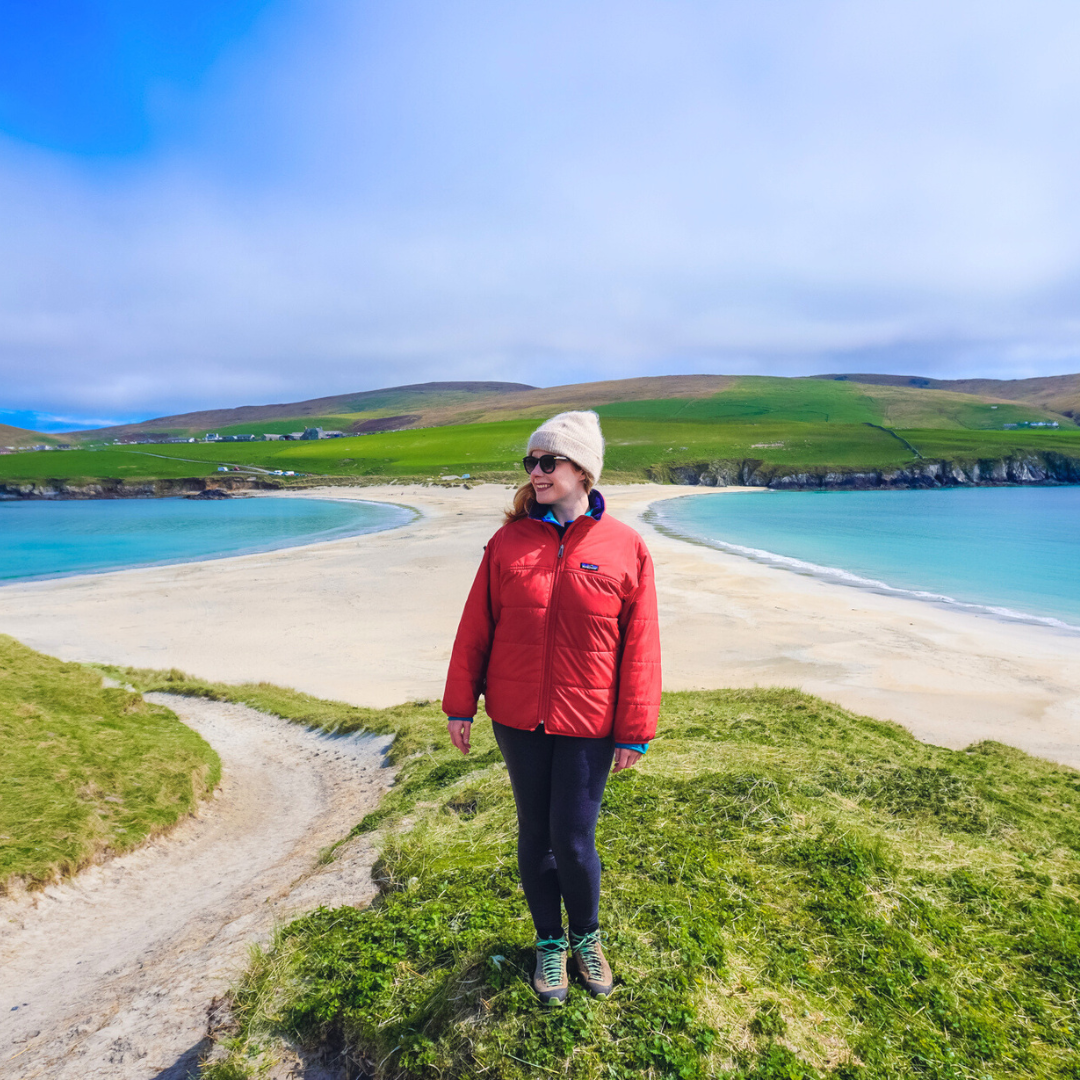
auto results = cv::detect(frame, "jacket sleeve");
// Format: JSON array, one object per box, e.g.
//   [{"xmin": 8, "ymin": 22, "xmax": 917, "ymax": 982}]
[
  {"xmin": 441, "ymin": 538, "xmax": 501, "ymax": 719},
  {"xmin": 613, "ymin": 541, "xmax": 662, "ymax": 744}
]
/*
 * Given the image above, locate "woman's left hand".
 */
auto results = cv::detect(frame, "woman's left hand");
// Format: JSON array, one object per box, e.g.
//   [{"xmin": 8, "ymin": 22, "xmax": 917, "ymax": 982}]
[
  {"xmin": 447, "ymin": 719, "xmax": 472, "ymax": 755},
  {"xmin": 612, "ymin": 748, "xmax": 643, "ymax": 773}
]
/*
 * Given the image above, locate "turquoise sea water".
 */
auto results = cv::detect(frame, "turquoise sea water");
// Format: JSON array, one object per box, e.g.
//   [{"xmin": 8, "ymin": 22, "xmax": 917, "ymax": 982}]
[
  {"xmin": 652, "ymin": 486, "xmax": 1080, "ymax": 631},
  {"xmin": 0, "ymin": 497, "xmax": 414, "ymax": 583}
]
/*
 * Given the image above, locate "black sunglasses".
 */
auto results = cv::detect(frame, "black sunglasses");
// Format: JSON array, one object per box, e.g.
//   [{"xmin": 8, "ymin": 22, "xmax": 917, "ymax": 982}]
[{"xmin": 523, "ymin": 454, "xmax": 570, "ymax": 474}]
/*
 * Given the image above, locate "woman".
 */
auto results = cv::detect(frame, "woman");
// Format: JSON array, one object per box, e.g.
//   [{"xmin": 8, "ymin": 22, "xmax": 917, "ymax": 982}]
[{"xmin": 442, "ymin": 410, "xmax": 661, "ymax": 1005}]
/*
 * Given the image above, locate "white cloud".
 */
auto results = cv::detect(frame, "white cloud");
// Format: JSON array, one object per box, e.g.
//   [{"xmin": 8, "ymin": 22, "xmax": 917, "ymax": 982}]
[{"xmin": 3, "ymin": 0, "xmax": 1080, "ymax": 420}]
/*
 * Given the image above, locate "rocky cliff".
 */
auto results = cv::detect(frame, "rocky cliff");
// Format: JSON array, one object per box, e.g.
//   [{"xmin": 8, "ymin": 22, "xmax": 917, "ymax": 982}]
[
  {"xmin": 647, "ymin": 451, "xmax": 1080, "ymax": 489},
  {"xmin": 4, "ymin": 452, "xmax": 1079, "ymax": 498},
  {"xmin": 0, "ymin": 476, "xmax": 282, "ymax": 499}
]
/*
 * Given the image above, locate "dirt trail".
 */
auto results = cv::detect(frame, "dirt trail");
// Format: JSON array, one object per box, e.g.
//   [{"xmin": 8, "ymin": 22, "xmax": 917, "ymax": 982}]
[{"xmin": 0, "ymin": 695, "xmax": 394, "ymax": 1080}]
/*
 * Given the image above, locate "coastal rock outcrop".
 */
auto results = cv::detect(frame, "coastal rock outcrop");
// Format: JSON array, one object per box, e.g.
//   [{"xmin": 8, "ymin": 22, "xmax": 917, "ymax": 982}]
[
  {"xmin": 647, "ymin": 451, "xmax": 1080, "ymax": 490},
  {"xmin": 0, "ymin": 477, "xmax": 281, "ymax": 500}
]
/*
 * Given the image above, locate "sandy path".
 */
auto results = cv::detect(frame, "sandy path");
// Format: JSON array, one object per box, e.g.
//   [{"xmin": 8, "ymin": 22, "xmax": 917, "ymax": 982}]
[
  {"xmin": 0, "ymin": 483, "xmax": 1077, "ymax": 767},
  {"xmin": 0, "ymin": 695, "xmax": 393, "ymax": 1080}
]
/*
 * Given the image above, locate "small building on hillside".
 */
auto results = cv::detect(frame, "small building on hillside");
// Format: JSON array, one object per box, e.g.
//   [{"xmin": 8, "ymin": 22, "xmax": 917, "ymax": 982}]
[{"xmin": 300, "ymin": 427, "xmax": 324, "ymax": 440}]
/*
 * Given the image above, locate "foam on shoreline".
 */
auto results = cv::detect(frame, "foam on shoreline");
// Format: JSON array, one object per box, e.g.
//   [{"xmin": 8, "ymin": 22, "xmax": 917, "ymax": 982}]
[{"xmin": 646, "ymin": 500, "xmax": 1080, "ymax": 635}]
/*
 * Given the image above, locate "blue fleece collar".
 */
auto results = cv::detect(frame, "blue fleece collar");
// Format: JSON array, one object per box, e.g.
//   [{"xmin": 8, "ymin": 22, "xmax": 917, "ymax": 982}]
[{"xmin": 529, "ymin": 488, "xmax": 605, "ymax": 527}]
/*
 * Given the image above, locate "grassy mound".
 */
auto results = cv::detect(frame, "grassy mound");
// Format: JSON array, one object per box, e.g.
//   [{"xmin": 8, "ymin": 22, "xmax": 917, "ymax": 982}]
[
  {"xmin": 0, "ymin": 637, "xmax": 221, "ymax": 892},
  {"xmin": 110, "ymin": 670, "xmax": 1080, "ymax": 1079}
]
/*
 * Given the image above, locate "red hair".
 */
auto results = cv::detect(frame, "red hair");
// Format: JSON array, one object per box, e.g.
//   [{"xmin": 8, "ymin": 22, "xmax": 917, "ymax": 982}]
[{"xmin": 503, "ymin": 471, "xmax": 593, "ymax": 524}]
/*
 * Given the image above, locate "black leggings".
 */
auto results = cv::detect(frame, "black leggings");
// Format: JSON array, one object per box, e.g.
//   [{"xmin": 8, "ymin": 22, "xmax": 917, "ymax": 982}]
[{"xmin": 492, "ymin": 719, "xmax": 615, "ymax": 939}]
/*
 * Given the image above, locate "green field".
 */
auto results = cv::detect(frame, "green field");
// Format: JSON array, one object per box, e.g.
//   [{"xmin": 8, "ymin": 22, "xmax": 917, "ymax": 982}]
[
  {"xmin": 2, "ymin": 413, "xmax": 1079, "ymax": 486},
  {"xmin": 595, "ymin": 377, "xmax": 1063, "ymax": 429},
  {"xmin": 61, "ymin": 374, "xmax": 1077, "ymax": 444},
  {"xmin": 0, "ymin": 638, "xmax": 220, "ymax": 892},
  {"xmin": 108, "ymin": 669, "xmax": 1080, "ymax": 1080},
  {"xmin": 2, "ymin": 377, "xmax": 1077, "ymax": 487}
]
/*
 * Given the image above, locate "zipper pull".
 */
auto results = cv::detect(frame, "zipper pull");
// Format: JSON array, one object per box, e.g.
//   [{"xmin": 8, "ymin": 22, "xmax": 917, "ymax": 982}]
[{"xmin": 558, "ymin": 543, "xmax": 564, "ymax": 558}]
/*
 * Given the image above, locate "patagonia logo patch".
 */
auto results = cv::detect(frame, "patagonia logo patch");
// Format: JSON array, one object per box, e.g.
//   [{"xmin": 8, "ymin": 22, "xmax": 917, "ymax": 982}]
[{"xmin": 580, "ymin": 562, "xmax": 600, "ymax": 571}]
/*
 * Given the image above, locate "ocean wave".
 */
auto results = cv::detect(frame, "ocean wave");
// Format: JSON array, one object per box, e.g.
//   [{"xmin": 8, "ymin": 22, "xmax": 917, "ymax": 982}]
[{"xmin": 647, "ymin": 503, "xmax": 1080, "ymax": 634}]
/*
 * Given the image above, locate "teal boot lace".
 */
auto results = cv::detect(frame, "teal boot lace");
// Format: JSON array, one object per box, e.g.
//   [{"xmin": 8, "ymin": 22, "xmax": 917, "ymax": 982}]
[
  {"xmin": 570, "ymin": 929, "xmax": 605, "ymax": 980},
  {"xmin": 536, "ymin": 935, "xmax": 568, "ymax": 985}
]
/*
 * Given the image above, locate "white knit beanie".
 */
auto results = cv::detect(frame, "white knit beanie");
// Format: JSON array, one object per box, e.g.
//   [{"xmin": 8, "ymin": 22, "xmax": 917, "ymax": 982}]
[{"xmin": 527, "ymin": 410, "xmax": 605, "ymax": 484}]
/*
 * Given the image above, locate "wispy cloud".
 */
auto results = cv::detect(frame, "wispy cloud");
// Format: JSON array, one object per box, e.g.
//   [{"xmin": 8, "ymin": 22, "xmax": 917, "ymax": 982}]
[{"xmin": 2, "ymin": 0, "xmax": 1080, "ymax": 423}]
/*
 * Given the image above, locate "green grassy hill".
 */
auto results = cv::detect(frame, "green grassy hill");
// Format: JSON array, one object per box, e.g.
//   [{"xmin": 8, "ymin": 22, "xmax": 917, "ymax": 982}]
[
  {"xmin": 63, "ymin": 381, "xmax": 539, "ymax": 441},
  {"xmin": 3, "ymin": 375, "xmax": 1074, "ymax": 488},
  {"xmin": 815, "ymin": 373, "xmax": 1080, "ymax": 420},
  {"xmin": 2, "ymin": 414, "xmax": 1078, "ymax": 489},
  {"xmin": 110, "ymin": 670, "xmax": 1080, "ymax": 1080},
  {"xmin": 0, "ymin": 637, "xmax": 220, "ymax": 893},
  {"xmin": 63, "ymin": 374, "xmax": 1076, "ymax": 444},
  {"xmin": 598, "ymin": 377, "xmax": 1067, "ymax": 430}
]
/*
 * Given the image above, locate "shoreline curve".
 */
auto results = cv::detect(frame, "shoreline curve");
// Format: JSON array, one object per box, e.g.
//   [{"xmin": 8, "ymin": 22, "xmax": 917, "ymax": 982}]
[
  {"xmin": 0, "ymin": 494, "xmax": 420, "ymax": 588},
  {"xmin": 644, "ymin": 496, "xmax": 1080, "ymax": 636}
]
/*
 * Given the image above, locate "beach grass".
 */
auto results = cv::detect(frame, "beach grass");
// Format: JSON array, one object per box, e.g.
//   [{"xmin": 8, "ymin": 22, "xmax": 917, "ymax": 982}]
[
  {"xmin": 0, "ymin": 637, "xmax": 220, "ymax": 893},
  {"xmin": 109, "ymin": 668, "xmax": 1080, "ymax": 1079}
]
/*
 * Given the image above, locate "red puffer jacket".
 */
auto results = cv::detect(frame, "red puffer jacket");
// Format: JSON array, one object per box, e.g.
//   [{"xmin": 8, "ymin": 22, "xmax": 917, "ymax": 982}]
[{"xmin": 441, "ymin": 500, "xmax": 662, "ymax": 744}]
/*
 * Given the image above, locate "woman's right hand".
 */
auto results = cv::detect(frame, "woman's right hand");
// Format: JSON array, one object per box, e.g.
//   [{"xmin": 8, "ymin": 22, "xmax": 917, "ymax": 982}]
[{"xmin": 447, "ymin": 719, "xmax": 472, "ymax": 755}]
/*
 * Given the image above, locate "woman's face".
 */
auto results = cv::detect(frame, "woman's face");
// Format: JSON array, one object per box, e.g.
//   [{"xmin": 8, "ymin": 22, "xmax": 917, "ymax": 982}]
[{"xmin": 528, "ymin": 451, "xmax": 587, "ymax": 505}]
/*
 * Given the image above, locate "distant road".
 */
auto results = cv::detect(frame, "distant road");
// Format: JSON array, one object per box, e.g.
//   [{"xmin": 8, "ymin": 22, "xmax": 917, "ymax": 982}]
[{"xmin": 118, "ymin": 448, "xmax": 276, "ymax": 474}]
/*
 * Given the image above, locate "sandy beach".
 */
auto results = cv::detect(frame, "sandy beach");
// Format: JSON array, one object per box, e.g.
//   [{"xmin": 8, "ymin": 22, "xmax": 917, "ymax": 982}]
[{"xmin": 1, "ymin": 482, "xmax": 1077, "ymax": 769}]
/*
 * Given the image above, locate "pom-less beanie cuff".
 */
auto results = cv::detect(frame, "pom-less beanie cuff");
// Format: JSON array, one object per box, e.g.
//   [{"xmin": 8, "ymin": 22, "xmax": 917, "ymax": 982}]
[{"xmin": 527, "ymin": 410, "xmax": 605, "ymax": 484}]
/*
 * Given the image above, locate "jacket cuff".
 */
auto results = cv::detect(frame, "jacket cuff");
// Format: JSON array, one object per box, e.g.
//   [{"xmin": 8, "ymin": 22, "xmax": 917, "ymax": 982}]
[
  {"xmin": 614, "ymin": 742, "xmax": 648, "ymax": 754},
  {"xmin": 447, "ymin": 716, "xmax": 474, "ymax": 722}
]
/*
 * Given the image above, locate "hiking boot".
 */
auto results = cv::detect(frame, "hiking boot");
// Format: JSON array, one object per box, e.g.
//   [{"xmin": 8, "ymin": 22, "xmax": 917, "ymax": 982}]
[
  {"xmin": 569, "ymin": 928, "xmax": 613, "ymax": 997},
  {"xmin": 533, "ymin": 935, "xmax": 569, "ymax": 1005}
]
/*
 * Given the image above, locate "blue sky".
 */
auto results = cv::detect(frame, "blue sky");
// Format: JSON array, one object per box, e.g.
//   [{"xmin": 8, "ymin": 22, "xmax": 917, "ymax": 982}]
[{"xmin": 3, "ymin": 0, "xmax": 1080, "ymax": 430}]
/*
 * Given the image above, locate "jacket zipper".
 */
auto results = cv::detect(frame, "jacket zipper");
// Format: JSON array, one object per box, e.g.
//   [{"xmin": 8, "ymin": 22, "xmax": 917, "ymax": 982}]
[{"xmin": 538, "ymin": 523, "xmax": 581, "ymax": 729}]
